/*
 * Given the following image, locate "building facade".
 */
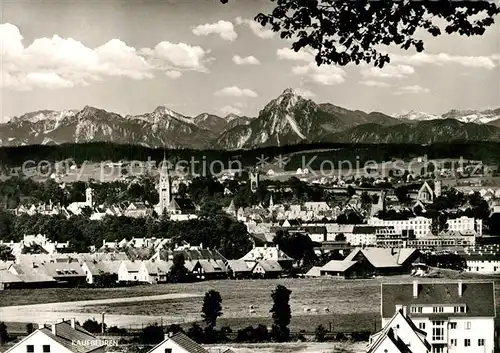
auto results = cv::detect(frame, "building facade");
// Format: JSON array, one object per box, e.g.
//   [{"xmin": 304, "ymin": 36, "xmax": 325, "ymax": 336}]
[{"xmin": 381, "ymin": 281, "xmax": 495, "ymax": 353}]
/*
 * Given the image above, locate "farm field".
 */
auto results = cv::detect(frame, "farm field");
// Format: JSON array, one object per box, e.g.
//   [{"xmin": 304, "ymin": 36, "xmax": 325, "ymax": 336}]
[{"xmin": 3, "ymin": 275, "xmax": 500, "ymax": 333}]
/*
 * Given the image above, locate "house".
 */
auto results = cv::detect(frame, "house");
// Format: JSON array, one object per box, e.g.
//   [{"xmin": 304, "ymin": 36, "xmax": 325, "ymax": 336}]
[
  {"xmin": 319, "ymin": 260, "xmax": 365, "ymax": 279},
  {"xmin": 343, "ymin": 247, "xmax": 420, "ymax": 276},
  {"xmin": 152, "ymin": 246, "xmax": 226, "ymax": 263},
  {"xmin": 8, "ymin": 263, "xmax": 56, "ymax": 287},
  {"xmin": 0, "ymin": 270, "xmax": 23, "ymax": 290},
  {"xmin": 139, "ymin": 260, "xmax": 172, "ymax": 283},
  {"xmin": 225, "ymin": 260, "xmax": 252, "ymax": 279},
  {"xmin": 191, "ymin": 259, "xmax": 227, "ymax": 280},
  {"xmin": 168, "ymin": 198, "xmax": 197, "ymax": 215},
  {"xmin": 252, "ymin": 260, "xmax": 283, "ymax": 278},
  {"xmin": 40, "ymin": 262, "xmax": 86, "ymax": 286},
  {"xmin": 381, "ymin": 281, "xmax": 495, "ymax": 353},
  {"xmin": 240, "ymin": 245, "xmax": 293, "ymax": 270},
  {"xmin": 465, "ymin": 253, "xmax": 500, "ymax": 274},
  {"xmin": 415, "ymin": 180, "xmax": 441, "ymax": 204},
  {"xmin": 81, "ymin": 260, "xmax": 120, "ymax": 285},
  {"xmin": 147, "ymin": 332, "xmax": 209, "ymax": 353},
  {"xmin": 118, "ymin": 260, "xmax": 142, "ymax": 282},
  {"xmin": 4, "ymin": 318, "xmax": 106, "ymax": 353},
  {"xmin": 368, "ymin": 309, "xmax": 431, "ymax": 353}
]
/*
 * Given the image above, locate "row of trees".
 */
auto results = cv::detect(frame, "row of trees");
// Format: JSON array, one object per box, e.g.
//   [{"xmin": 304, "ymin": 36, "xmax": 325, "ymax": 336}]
[{"xmin": 0, "ymin": 211, "xmax": 253, "ymax": 259}]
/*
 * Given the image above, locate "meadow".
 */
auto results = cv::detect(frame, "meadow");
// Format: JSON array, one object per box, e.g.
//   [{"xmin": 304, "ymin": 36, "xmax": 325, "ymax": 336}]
[{"xmin": 3, "ymin": 274, "xmax": 499, "ymax": 333}]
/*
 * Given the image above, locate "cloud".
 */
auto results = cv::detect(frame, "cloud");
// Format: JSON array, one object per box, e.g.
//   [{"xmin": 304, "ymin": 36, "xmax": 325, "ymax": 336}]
[
  {"xmin": 276, "ymin": 48, "xmax": 315, "ymax": 62},
  {"xmin": 359, "ymin": 80, "xmax": 391, "ymax": 87},
  {"xmin": 142, "ymin": 41, "xmax": 211, "ymax": 72},
  {"xmin": 0, "ymin": 23, "xmax": 211, "ymax": 91},
  {"xmin": 394, "ymin": 85, "xmax": 430, "ymax": 95},
  {"xmin": 214, "ymin": 86, "xmax": 258, "ymax": 98},
  {"xmin": 390, "ymin": 52, "xmax": 497, "ymax": 69},
  {"xmin": 232, "ymin": 55, "xmax": 260, "ymax": 65},
  {"xmin": 234, "ymin": 102, "xmax": 246, "ymax": 108},
  {"xmin": 165, "ymin": 70, "xmax": 182, "ymax": 79},
  {"xmin": 235, "ymin": 17, "xmax": 274, "ymax": 39},
  {"xmin": 361, "ymin": 64, "xmax": 415, "ymax": 79},
  {"xmin": 292, "ymin": 63, "xmax": 346, "ymax": 85},
  {"xmin": 294, "ymin": 88, "xmax": 316, "ymax": 98},
  {"xmin": 192, "ymin": 20, "xmax": 237, "ymax": 41},
  {"xmin": 219, "ymin": 105, "xmax": 242, "ymax": 115}
]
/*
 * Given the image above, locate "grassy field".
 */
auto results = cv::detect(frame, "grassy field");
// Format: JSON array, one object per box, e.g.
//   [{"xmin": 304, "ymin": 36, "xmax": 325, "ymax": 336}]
[{"xmin": 4, "ymin": 274, "xmax": 500, "ymax": 334}]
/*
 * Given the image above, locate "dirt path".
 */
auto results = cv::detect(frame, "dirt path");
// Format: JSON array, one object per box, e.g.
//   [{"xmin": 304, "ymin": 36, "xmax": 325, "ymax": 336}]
[{"xmin": 0, "ymin": 293, "xmax": 202, "ymax": 328}]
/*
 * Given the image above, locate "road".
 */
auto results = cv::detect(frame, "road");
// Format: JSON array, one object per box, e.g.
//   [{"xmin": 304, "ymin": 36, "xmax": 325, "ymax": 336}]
[{"xmin": 0, "ymin": 293, "xmax": 202, "ymax": 328}]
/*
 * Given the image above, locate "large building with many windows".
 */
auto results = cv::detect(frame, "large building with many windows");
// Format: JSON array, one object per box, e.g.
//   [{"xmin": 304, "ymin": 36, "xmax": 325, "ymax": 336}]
[{"xmin": 381, "ymin": 281, "xmax": 495, "ymax": 353}]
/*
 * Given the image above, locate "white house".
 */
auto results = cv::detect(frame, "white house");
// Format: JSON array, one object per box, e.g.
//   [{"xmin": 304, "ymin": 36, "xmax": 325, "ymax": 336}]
[
  {"xmin": 138, "ymin": 260, "xmax": 172, "ymax": 283},
  {"xmin": 465, "ymin": 253, "xmax": 500, "ymax": 274},
  {"xmin": 4, "ymin": 319, "xmax": 105, "ymax": 353},
  {"xmin": 368, "ymin": 309, "xmax": 431, "ymax": 353},
  {"xmin": 381, "ymin": 281, "xmax": 495, "ymax": 353},
  {"xmin": 118, "ymin": 260, "xmax": 142, "ymax": 282},
  {"xmin": 147, "ymin": 332, "xmax": 209, "ymax": 353}
]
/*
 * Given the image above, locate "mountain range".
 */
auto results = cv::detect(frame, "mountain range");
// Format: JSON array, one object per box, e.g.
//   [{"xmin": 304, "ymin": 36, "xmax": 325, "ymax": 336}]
[{"xmin": 2, "ymin": 88, "xmax": 500, "ymax": 149}]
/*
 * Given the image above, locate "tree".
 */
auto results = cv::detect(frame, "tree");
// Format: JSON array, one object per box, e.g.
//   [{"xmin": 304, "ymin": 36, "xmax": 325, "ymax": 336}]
[
  {"xmin": 315, "ymin": 324, "xmax": 327, "ymax": 342},
  {"xmin": 82, "ymin": 319, "xmax": 106, "ymax": 334},
  {"xmin": 140, "ymin": 324, "xmax": 164, "ymax": 345},
  {"xmin": 0, "ymin": 244, "xmax": 14, "ymax": 261},
  {"xmin": 360, "ymin": 191, "xmax": 372, "ymax": 207},
  {"xmin": 431, "ymin": 212, "xmax": 449, "ymax": 236},
  {"xmin": 187, "ymin": 323, "xmax": 204, "ymax": 343},
  {"xmin": 221, "ymin": 0, "xmax": 499, "ymax": 68},
  {"xmin": 334, "ymin": 233, "xmax": 346, "ymax": 242},
  {"xmin": 169, "ymin": 253, "xmax": 188, "ymax": 283},
  {"xmin": 346, "ymin": 185, "xmax": 355, "ymax": 198},
  {"xmin": 26, "ymin": 323, "xmax": 34, "ymax": 335},
  {"xmin": 270, "ymin": 285, "xmax": 292, "ymax": 342},
  {"xmin": 201, "ymin": 290, "xmax": 223, "ymax": 329},
  {"xmin": 0, "ymin": 322, "xmax": 8, "ymax": 345}
]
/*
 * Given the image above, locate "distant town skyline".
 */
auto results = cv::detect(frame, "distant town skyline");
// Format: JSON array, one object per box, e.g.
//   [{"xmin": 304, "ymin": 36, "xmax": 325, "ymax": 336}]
[{"xmin": 1, "ymin": 0, "xmax": 499, "ymax": 122}]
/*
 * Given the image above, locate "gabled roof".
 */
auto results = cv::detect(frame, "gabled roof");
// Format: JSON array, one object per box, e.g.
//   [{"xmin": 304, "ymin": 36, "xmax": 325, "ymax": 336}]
[
  {"xmin": 0, "ymin": 269, "xmax": 22, "ymax": 283},
  {"xmin": 226, "ymin": 259, "xmax": 251, "ymax": 273},
  {"xmin": 42, "ymin": 262, "xmax": 86, "ymax": 277},
  {"xmin": 9, "ymin": 264, "xmax": 56, "ymax": 283},
  {"xmin": 345, "ymin": 248, "xmax": 418, "ymax": 268},
  {"xmin": 5, "ymin": 321, "xmax": 105, "ymax": 353},
  {"xmin": 321, "ymin": 260, "xmax": 358, "ymax": 273},
  {"xmin": 121, "ymin": 260, "xmax": 142, "ymax": 272},
  {"xmin": 381, "ymin": 281, "xmax": 495, "ymax": 318},
  {"xmin": 148, "ymin": 332, "xmax": 209, "ymax": 353},
  {"xmin": 169, "ymin": 198, "xmax": 196, "ymax": 211},
  {"xmin": 255, "ymin": 259, "xmax": 282, "ymax": 272}
]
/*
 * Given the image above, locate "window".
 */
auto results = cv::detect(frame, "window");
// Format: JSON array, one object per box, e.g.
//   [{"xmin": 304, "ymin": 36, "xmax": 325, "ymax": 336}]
[
  {"xmin": 464, "ymin": 339, "xmax": 471, "ymax": 347},
  {"xmin": 465, "ymin": 322, "xmax": 471, "ymax": 330},
  {"xmin": 450, "ymin": 339, "xmax": 457, "ymax": 346},
  {"xmin": 165, "ymin": 349, "xmax": 172, "ymax": 353},
  {"xmin": 419, "ymin": 322, "xmax": 426, "ymax": 330},
  {"xmin": 478, "ymin": 339, "xmax": 485, "ymax": 346},
  {"xmin": 433, "ymin": 306, "xmax": 444, "ymax": 313},
  {"xmin": 26, "ymin": 345, "xmax": 34, "ymax": 353},
  {"xmin": 449, "ymin": 322, "xmax": 457, "ymax": 329},
  {"xmin": 43, "ymin": 345, "xmax": 51, "ymax": 353},
  {"xmin": 411, "ymin": 306, "xmax": 417, "ymax": 313}
]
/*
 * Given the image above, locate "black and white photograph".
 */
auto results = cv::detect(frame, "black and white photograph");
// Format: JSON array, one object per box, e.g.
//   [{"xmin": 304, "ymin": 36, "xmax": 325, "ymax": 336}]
[{"xmin": 0, "ymin": 0, "xmax": 500, "ymax": 352}]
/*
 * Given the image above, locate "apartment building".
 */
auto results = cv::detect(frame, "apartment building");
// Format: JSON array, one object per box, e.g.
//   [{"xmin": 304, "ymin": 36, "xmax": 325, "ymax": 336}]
[
  {"xmin": 368, "ymin": 216, "xmax": 482, "ymax": 237},
  {"xmin": 381, "ymin": 281, "xmax": 495, "ymax": 353}
]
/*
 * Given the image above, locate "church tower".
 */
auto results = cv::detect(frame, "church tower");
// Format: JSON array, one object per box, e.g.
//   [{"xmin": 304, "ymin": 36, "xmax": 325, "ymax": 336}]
[{"xmin": 157, "ymin": 153, "xmax": 171, "ymax": 213}]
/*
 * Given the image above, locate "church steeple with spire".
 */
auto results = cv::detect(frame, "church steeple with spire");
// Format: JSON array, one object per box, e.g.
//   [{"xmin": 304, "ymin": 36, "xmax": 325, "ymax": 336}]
[{"xmin": 156, "ymin": 151, "xmax": 171, "ymax": 214}]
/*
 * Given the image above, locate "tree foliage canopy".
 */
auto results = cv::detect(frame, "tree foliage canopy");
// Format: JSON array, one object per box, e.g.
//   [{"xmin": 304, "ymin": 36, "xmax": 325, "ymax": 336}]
[{"xmin": 221, "ymin": 0, "xmax": 500, "ymax": 67}]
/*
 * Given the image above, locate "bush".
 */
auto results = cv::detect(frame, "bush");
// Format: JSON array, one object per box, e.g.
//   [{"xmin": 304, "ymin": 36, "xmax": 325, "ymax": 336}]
[
  {"xmin": 140, "ymin": 324, "xmax": 163, "ymax": 345},
  {"xmin": 335, "ymin": 332, "xmax": 348, "ymax": 341},
  {"xmin": 351, "ymin": 331, "xmax": 371, "ymax": 342},
  {"xmin": 107, "ymin": 326, "xmax": 127, "ymax": 335}
]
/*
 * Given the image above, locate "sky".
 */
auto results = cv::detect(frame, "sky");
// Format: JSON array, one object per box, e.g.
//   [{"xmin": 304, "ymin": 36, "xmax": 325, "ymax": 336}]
[{"xmin": 1, "ymin": 0, "xmax": 499, "ymax": 121}]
